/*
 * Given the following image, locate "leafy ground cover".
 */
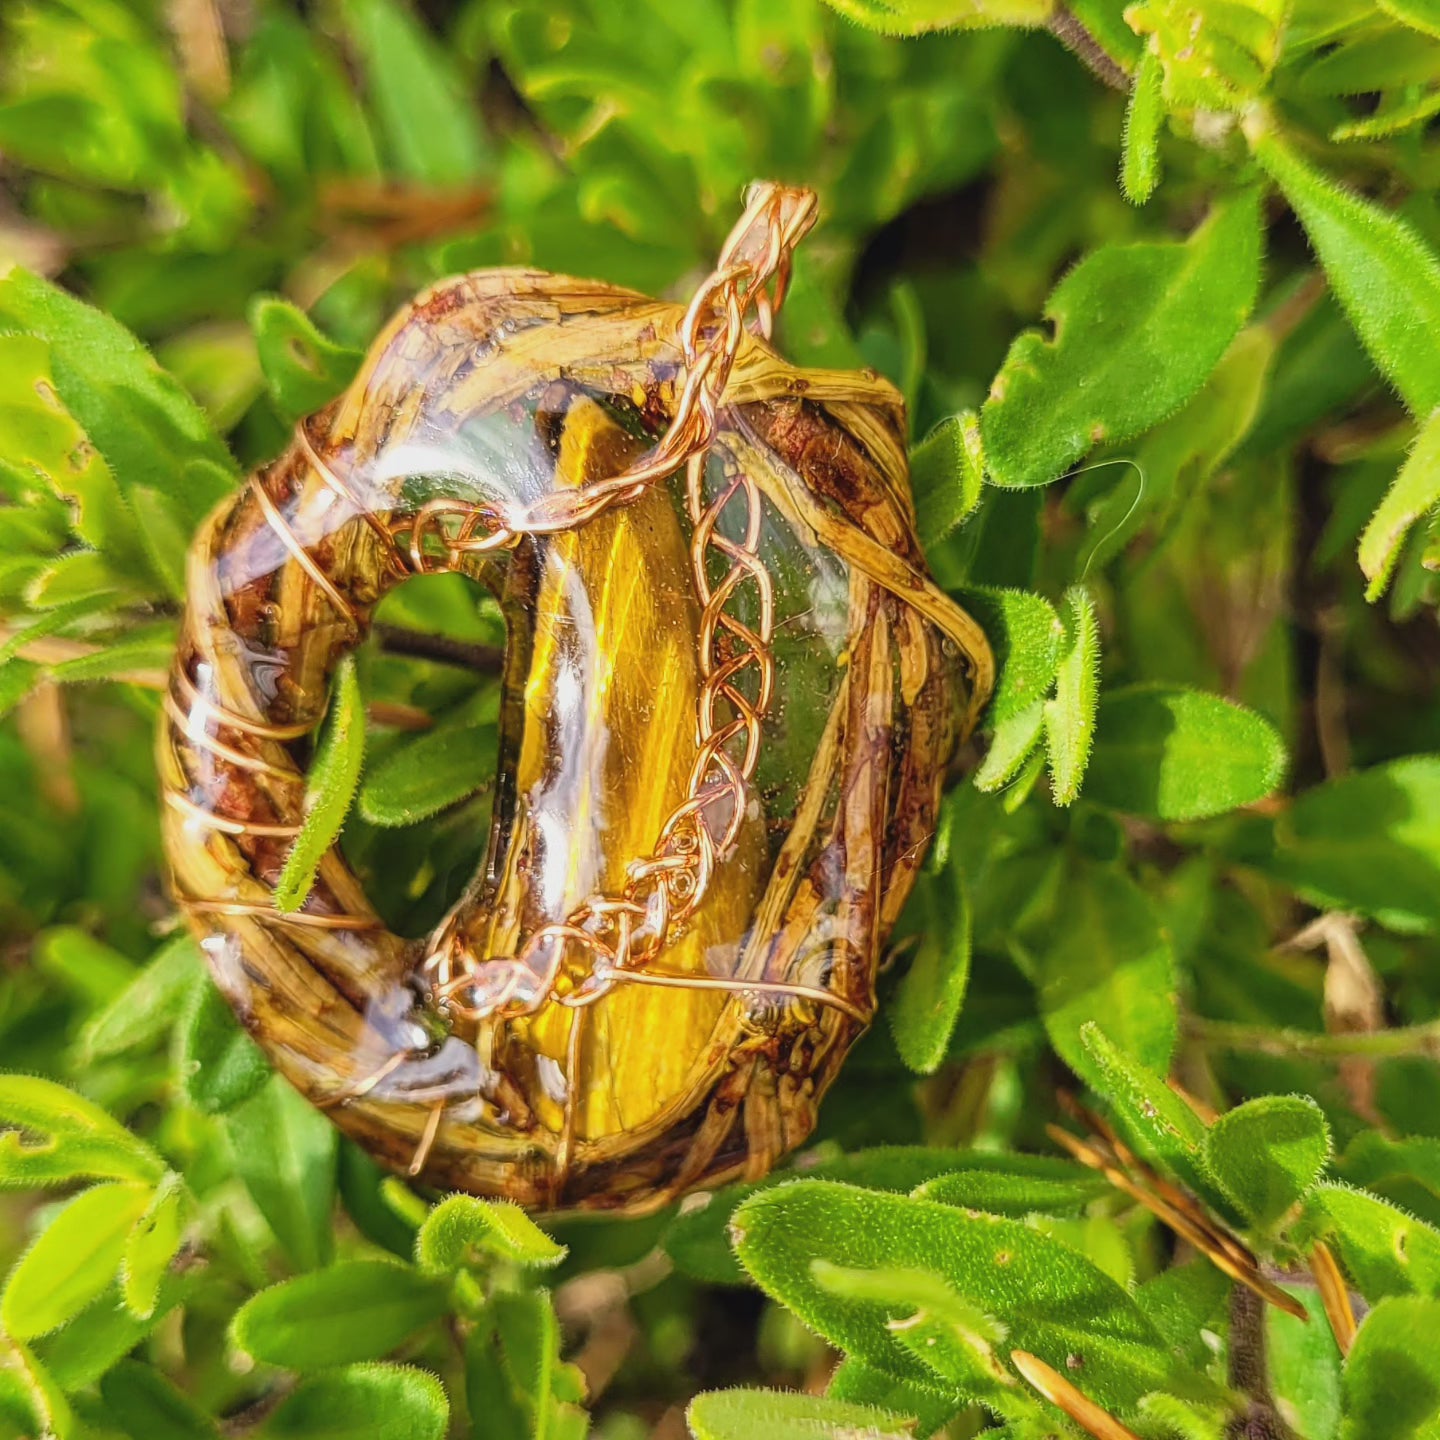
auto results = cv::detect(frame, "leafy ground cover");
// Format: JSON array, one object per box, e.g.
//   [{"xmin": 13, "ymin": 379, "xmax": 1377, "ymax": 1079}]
[{"xmin": 3, "ymin": 0, "xmax": 1440, "ymax": 1436}]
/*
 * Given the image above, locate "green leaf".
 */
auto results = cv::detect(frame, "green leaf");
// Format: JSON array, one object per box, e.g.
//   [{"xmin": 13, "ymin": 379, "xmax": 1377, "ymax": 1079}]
[
  {"xmin": 0, "ymin": 1073, "xmax": 163, "ymax": 1188},
  {"xmin": 818, "ymin": 0, "xmax": 1053, "ymax": 33},
  {"xmin": 664, "ymin": 1147, "xmax": 1027, "ymax": 1287},
  {"xmin": 913, "ymin": 1157, "xmax": 1110, "ymax": 1216},
  {"xmin": 888, "ymin": 867, "xmax": 971, "ymax": 1075},
  {"xmin": 1035, "ymin": 863, "xmax": 1176, "ymax": 1093},
  {"xmin": 1340, "ymin": 1295, "xmax": 1440, "ymax": 1440},
  {"xmin": 980, "ymin": 190, "xmax": 1263, "ymax": 487},
  {"xmin": 1128, "ymin": 0, "xmax": 1285, "ymax": 109},
  {"xmin": 2, "ymin": 1180, "xmax": 152, "ymax": 1338},
  {"xmin": 1083, "ymin": 684, "xmax": 1286, "ymax": 821},
  {"xmin": 1249, "ymin": 124, "xmax": 1440, "ymax": 419},
  {"xmin": 911, "ymin": 412, "xmax": 985, "ymax": 548},
  {"xmin": 415, "ymin": 1195, "xmax": 566, "ymax": 1273},
  {"xmin": 1258, "ymin": 756, "xmax": 1440, "ymax": 933},
  {"xmin": 974, "ymin": 700, "xmax": 1046, "ymax": 794},
  {"xmin": 1378, "ymin": 0, "xmax": 1440, "ymax": 36},
  {"xmin": 261, "ymin": 1363, "xmax": 449, "ymax": 1440},
  {"xmin": 224, "ymin": 1076, "xmax": 337, "ymax": 1271},
  {"xmin": 121, "ymin": 1171, "xmax": 187, "ymax": 1319},
  {"xmin": 34, "ymin": 926, "xmax": 135, "ymax": 1008},
  {"xmin": 1296, "ymin": 1183, "xmax": 1440, "ymax": 1300},
  {"xmin": 1121, "ymin": 49, "xmax": 1164, "ymax": 205},
  {"xmin": 79, "ymin": 936, "xmax": 201, "ymax": 1061},
  {"xmin": 1043, "ymin": 586, "xmax": 1100, "ymax": 805},
  {"xmin": 1202, "ymin": 1095, "xmax": 1330, "ymax": 1229},
  {"xmin": 1268, "ymin": 1288, "xmax": 1342, "ymax": 1440},
  {"xmin": 0, "ymin": 270, "xmax": 237, "ymax": 530},
  {"xmin": 358, "ymin": 718, "xmax": 495, "ymax": 827},
  {"xmin": 345, "ymin": 0, "xmax": 488, "ymax": 186},
  {"xmin": 232, "ymin": 1260, "xmax": 449, "ymax": 1371},
  {"xmin": 731, "ymin": 1180, "xmax": 1202, "ymax": 1408},
  {"xmin": 4, "ymin": 1343, "xmax": 73, "ymax": 1440},
  {"xmin": 1080, "ymin": 1022, "xmax": 1212, "ymax": 1198},
  {"xmin": 826, "ymin": 1359, "xmax": 960, "ymax": 1440},
  {"xmin": 176, "ymin": 977, "xmax": 271, "ymax": 1114},
  {"xmin": 35, "ymin": 1274, "xmax": 192, "ymax": 1393},
  {"xmin": 275, "ymin": 656, "xmax": 365, "ymax": 912},
  {"xmin": 953, "ymin": 587, "xmax": 1064, "ymax": 728},
  {"xmin": 688, "ymin": 1388, "xmax": 914, "ymax": 1439},
  {"xmin": 250, "ymin": 296, "xmax": 363, "ymax": 426},
  {"xmin": 99, "ymin": 1360, "xmax": 217, "ymax": 1440},
  {"xmin": 1358, "ymin": 409, "xmax": 1440, "ymax": 601}
]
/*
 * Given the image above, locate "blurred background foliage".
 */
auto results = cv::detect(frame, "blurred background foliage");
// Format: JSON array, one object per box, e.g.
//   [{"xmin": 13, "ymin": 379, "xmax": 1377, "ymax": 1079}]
[{"xmin": 3, "ymin": 0, "xmax": 1440, "ymax": 1436}]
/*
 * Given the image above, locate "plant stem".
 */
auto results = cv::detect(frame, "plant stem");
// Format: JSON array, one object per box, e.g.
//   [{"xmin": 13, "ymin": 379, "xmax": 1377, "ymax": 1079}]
[
  {"xmin": 1046, "ymin": 7, "xmax": 1131, "ymax": 92},
  {"xmin": 1189, "ymin": 1015, "xmax": 1440, "ymax": 1059},
  {"xmin": 1226, "ymin": 1285, "xmax": 1295, "ymax": 1440},
  {"xmin": 374, "ymin": 624, "xmax": 504, "ymax": 673}
]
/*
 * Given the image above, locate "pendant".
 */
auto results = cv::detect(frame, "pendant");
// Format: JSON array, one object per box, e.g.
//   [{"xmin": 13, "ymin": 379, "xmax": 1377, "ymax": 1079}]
[{"xmin": 159, "ymin": 183, "xmax": 994, "ymax": 1213}]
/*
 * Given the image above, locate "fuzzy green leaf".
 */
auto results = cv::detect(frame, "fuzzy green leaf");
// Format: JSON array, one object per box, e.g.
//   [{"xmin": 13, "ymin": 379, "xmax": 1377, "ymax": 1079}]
[
  {"xmin": 826, "ymin": 1359, "xmax": 961, "ymax": 1440},
  {"xmin": 250, "ymin": 296, "xmax": 363, "ymax": 426},
  {"xmin": 1203, "ymin": 1095, "xmax": 1330, "ymax": 1229},
  {"xmin": 1378, "ymin": 0, "xmax": 1440, "ymax": 36},
  {"xmin": 1043, "ymin": 586, "xmax": 1100, "ymax": 805},
  {"xmin": 1340, "ymin": 1296, "xmax": 1440, "ymax": 1439},
  {"xmin": 1080, "ymin": 1022, "xmax": 1213, "ymax": 1198},
  {"xmin": 817, "ymin": 0, "xmax": 1053, "ymax": 35},
  {"xmin": 953, "ymin": 587, "xmax": 1064, "ymax": 728},
  {"xmin": 0, "ymin": 1074, "xmax": 163, "ymax": 1188},
  {"xmin": 231, "ymin": 1260, "xmax": 449, "ymax": 1371},
  {"xmin": 78, "ymin": 936, "xmax": 201, "ymax": 1061},
  {"xmin": 261, "ymin": 1363, "xmax": 449, "ymax": 1440},
  {"xmin": 911, "ymin": 412, "xmax": 985, "ymax": 548},
  {"xmin": 1083, "ymin": 684, "xmax": 1286, "ymax": 821},
  {"xmin": 415, "ymin": 1195, "xmax": 566, "ymax": 1274},
  {"xmin": 1250, "ymin": 125, "xmax": 1440, "ymax": 419},
  {"xmin": 1121, "ymin": 49, "xmax": 1164, "ymax": 204},
  {"xmin": 176, "ymin": 977, "xmax": 270, "ymax": 1114},
  {"xmin": 974, "ymin": 700, "xmax": 1046, "ymax": 794},
  {"xmin": 121, "ymin": 1171, "xmax": 187, "ymax": 1319},
  {"xmin": 888, "ymin": 867, "xmax": 971, "ymax": 1075},
  {"xmin": 1259, "ymin": 756, "xmax": 1440, "ymax": 933},
  {"xmin": 1296, "ymin": 1183, "xmax": 1440, "ymax": 1300},
  {"xmin": 2, "ymin": 1180, "xmax": 153, "ymax": 1338},
  {"xmin": 689, "ymin": 1388, "xmax": 914, "ymax": 1440},
  {"xmin": 665, "ymin": 1147, "xmax": 1040, "ymax": 1287},
  {"xmin": 980, "ymin": 190, "xmax": 1262, "ymax": 487},
  {"xmin": 733, "ymin": 1180, "xmax": 1206, "ymax": 1408},
  {"xmin": 224, "ymin": 1076, "xmax": 336, "ymax": 1271},
  {"xmin": 275, "ymin": 657, "xmax": 365, "ymax": 912},
  {"xmin": 358, "ymin": 717, "xmax": 494, "ymax": 827},
  {"xmin": 1359, "ymin": 409, "xmax": 1440, "ymax": 601},
  {"xmin": 1036, "ymin": 863, "xmax": 1175, "ymax": 1093},
  {"xmin": 913, "ymin": 1157, "xmax": 1110, "ymax": 1216},
  {"xmin": 100, "ymin": 1360, "xmax": 217, "ymax": 1440}
]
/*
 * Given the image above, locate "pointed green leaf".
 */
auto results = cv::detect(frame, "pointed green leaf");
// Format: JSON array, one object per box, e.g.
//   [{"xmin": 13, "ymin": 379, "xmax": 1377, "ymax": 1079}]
[
  {"xmin": 888, "ymin": 867, "xmax": 971, "ymax": 1075},
  {"xmin": 1250, "ymin": 125, "xmax": 1440, "ymax": 418},
  {"xmin": 974, "ymin": 700, "xmax": 1046, "ymax": 794},
  {"xmin": 1084, "ymin": 684, "xmax": 1287, "ymax": 821},
  {"xmin": 2, "ymin": 1181, "xmax": 152, "ymax": 1338},
  {"xmin": 358, "ymin": 717, "xmax": 494, "ymax": 827},
  {"xmin": 1378, "ymin": 0, "xmax": 1440, "ymax": 36},
  {"xmin": 1043, "ymin": 586, "xmax": 1100, "ymax": 805},
  {"xmin": 981, "ymin": 190, "xmax": 1263, "ymax": 487},
  {"xmin": 121, "ymin": 1171, "xmax": 188, "ymax": 1319},
  {"xmin": 275, "ymin": 656, "xmax": 365, "ymax": 912},
  {"xmin": 1296, "ymin": 1183, "xmax": 1440, "ymax": 1300},
  {"xmin": 1359, "ymin": 409, "xmax": 1440, "ymax": 601},
  {"xmin": 176, "ymin": 977, "xmax": 271, "ymax": 1114},
  {"xmin": 1121, "ymin": 49, "xmax": 1164, "ymax": 205},
  {"xmin": 953, "ymin": 587, "xmax": 1064, "ymax": 728},
  {"xmin": 688, "ymin": 1388, "xmax": 914, "ymax": 1440},
  {"xmin": 914, "ymin": 1156, "xmax": 1110, "ymax": 1216},
  {"xmin": 79, "ymin": 936, "xmax": 201, "ymax": 1061},
  {"xmin": 231, "ymin": 1260, "xmax": 449, "ymax": 1371}
]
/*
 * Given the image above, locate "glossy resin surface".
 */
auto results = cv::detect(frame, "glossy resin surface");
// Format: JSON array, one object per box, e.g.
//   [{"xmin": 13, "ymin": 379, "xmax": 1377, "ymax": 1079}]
[{"xmin": 159, "ymin": 269, "xmax": 992, "ymax": 1212}]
